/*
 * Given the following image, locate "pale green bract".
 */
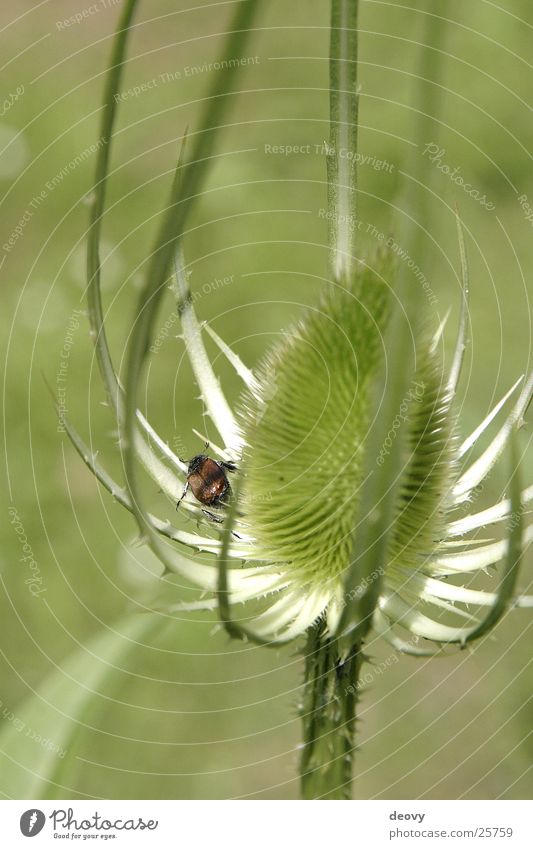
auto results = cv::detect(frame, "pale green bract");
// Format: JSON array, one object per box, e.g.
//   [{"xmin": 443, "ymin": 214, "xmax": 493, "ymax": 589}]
[{"xmin": 66, "ymin": 245, "xmax": 533, "ymax": 650}]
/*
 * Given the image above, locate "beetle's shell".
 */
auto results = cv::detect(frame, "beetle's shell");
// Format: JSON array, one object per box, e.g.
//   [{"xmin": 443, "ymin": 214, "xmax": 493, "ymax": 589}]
[{"xmin": 188, "ymin": 456, "xmax": 230, "ymax": 506}]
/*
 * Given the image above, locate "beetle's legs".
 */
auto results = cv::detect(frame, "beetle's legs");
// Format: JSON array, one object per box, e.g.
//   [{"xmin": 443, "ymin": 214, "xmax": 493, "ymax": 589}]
[
  {"xmin": 201, "ymin": 507, "xmax": 242, "ymax": 539},
  {"xmin": 176, "ymin": 480, "xmax": 189, "ymax": 511},
  {"xmin": 202, "ymin": 508, "xmax": 223, "ymax": 523},
  {"xmin": 221, "ymin": 460, "xmax": 238, "ymax": 473}
]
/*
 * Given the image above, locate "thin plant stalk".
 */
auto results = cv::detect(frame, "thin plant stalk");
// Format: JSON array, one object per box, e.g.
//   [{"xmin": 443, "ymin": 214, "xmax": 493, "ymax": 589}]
[
  {"xmin": 340, "ymin": 4, "xmax": 451, "ymax": 643},
  {"xmin": 328, "ymin": 0, "xmax": 359, "ymax": 283},
  {"xmin": 301, "ymin": 1, "xmax": 451, "ymax": 801}
]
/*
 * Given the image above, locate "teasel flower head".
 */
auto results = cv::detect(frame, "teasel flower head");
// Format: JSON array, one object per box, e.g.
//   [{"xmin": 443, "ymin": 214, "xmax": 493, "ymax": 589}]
[
  {"xmin": 65, "ymin": 236, "xmax": 533, "ymax": 651},
  {"xmin": 59, "ymin": 0, "xmax": 533, "ymax": 656},
  {"xmin": 180, "ymin": 246, "xmax": 533, "ymax": 646},
  {"xmin": 58, "ymin": 0, "xmax": 533, "ymax": 801}
]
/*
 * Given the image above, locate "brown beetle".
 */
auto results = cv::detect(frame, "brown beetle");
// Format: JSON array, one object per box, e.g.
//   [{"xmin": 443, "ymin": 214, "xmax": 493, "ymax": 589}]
[{"xmin": 177, "ymin": 452, "xmax": 237, "ymax": 519}]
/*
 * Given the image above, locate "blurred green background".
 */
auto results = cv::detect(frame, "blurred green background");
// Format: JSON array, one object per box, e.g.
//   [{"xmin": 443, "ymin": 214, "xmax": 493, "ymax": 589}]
[{"xmin": 1, "ymin": 0, "xmax": 532, "ymax": 799}]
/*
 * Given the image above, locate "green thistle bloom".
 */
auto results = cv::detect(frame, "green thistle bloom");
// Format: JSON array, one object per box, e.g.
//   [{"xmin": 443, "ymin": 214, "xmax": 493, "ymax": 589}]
[
  {"xmin": 56, "ymin": 0, "xmax": 532, "ymax": 658},
  {"xmin": 176, "ymin": 248, "xmax": 532, "ymax": 647},
  {"xmin": 56, "ymin": 0, "xmax": 533, "ymax": 801},
  {"xmin": 67, "ymin": 243, "xmax": 533, "ymax": 650}
]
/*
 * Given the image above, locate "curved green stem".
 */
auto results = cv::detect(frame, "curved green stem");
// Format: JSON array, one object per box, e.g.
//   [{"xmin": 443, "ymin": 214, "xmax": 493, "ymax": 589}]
[
  {"xmin": 87, "ymin": 0, "xmax": 138, "ymax": 409},
  {"xmin": 122, "ymin": 0, "xmax": 262, "ymax": 577}
]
